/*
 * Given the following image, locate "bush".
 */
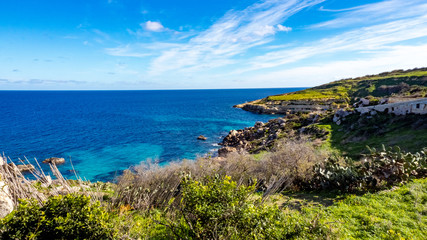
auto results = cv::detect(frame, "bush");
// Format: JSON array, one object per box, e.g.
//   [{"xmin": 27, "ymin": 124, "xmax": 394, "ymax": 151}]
[
  {"xmin": 0, "ymin": 194, "xmax": 116, "ymax": 240},
  {"xmin": 312, "ymin": 146, "xmax": 427, "ymax": 192},
  {"xmin": 163, "ymin": 175, "xmax": 330, "ymax": 239},
  {"xmin": 312, "ymin": 156, "xmax": 360, "ymax": 192},
  {"xmin": 115, "ymin": 139, "xmax": 328, "ymax": 211},
  {"xmin": 360, "ymin": 145, "xmax": 427, "ymax": 187}
]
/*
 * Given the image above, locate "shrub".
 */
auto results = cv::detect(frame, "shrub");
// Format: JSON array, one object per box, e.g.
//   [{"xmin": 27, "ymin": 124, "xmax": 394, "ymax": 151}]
[
  {"xmin": 163, "ymin": 175, "xmax": 331, "ymax": 240},
  {"xmin": 0, "ymin": 194, "xmax": 116, "ymax": 240},
  {"xmin": 312, "ymin": 146, "xmax": 427, "ymax": 192},
  {"xmin": 360, "ymin": 145, "xmax": 427, "ymax": 187},
  {"xmin": 312, "ymin": 156, "xmax": 360, "ymax": 192}
]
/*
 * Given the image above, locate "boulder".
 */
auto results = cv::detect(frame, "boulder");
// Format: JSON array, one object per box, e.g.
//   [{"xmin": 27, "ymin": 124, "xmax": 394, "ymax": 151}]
[
  {"xmin": 43, "ymin": 157, "xmax": 65, "ymax": 165},
  {"xmin": 254, "ymin": 121, "xmax": 264, "ymax": 128},
  {"xmin": 197, "ymin": 135, "xmax": 207, "ymax": 140},
  {"xmin": 218, "ymin": 147, "xmax": 237, "ymax": 157},
  {"xmin": 0, "ymin": 181, "xmax": 13, "ymax": 218}
]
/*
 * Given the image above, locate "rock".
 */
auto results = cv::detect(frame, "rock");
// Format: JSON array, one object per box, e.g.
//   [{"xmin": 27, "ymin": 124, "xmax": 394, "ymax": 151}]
[
  {"xmin": 254, "ymin": 121, "xmax": 264, "ymax": 128},
  {"xmin": 229, "ymin": 130, "xmax": 238, "ymax": 136},
  {"xmin": 8, "ymin": 163, "xmax": 35, "ymax": 172},
  {"xmin": 360, "ymin": 98, "xmax": 370, "ymax": 106},
  {"xmin": 218, "ymin": 147, "xmax": 237, "ymax": 157},
  {"xmin": 43, "ymin": 157, "xmax": 65, "ymax": 165},
  {"xmin": 0, "ymin": 181, "xmax": 14, "ymax": 218},
  {"xmin": 333, "ymin": 109, "xmax": 351, "ymax": 123},
  {"xmin": 197, "ymin": 135, "xmax": 207, "ymax": 140}
]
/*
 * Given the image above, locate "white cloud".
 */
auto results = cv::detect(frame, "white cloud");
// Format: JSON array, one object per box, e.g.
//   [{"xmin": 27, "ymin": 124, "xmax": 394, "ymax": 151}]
[
  {"xmin": 311, "ymin": 0, "xmax": 427, "ymax": 29},
  {"xmin": 245, "ymin": 44, "xmax": 427, "ymax": 87},
  {"xmin": 105, "ymin": 45, "xmax": 153, "ymax": 57},
  {"xmin": 277, "ymin": 24, "xmax": 292, "ymax": 32},
  {"xmin": 234, "ymin": 10, "xmax": 427, "ymax": 73},
  {"xmin": 148, "ymin": 0, "xmax": 324, "ymax": 75},
  {"xmin": 143, "ymin": 21, "xmax": 165, "ymax": 32},
  {"xmin": 254, "ymin": 25, "xmax": 276, "ymax": 36}
]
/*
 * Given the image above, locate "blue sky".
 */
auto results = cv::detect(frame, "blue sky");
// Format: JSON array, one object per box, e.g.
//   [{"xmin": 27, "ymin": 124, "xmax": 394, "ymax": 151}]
[{"xmin": 1, "ymin": 0, "xmax": 427, "ymax": 90}]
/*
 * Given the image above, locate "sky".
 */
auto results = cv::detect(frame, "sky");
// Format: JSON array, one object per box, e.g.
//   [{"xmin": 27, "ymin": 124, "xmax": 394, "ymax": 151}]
[{"xmin": 1, "ymin": 0, "xmax": 427, "ymax": 90}]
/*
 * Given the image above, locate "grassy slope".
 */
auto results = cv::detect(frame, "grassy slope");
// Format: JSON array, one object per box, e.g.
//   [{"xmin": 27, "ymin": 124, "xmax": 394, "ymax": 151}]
[
  {"xmin": 267, "ymin": 68, "xmax": 427, "ymax": 102},
  {"xmin": 275, "ymin": 178, "xmax": 427, "ymax": 239},
  {"xmin": 316, "ymin": 113, "xmax": 427, "ymax": 158},
  {"xmin": 113, "ymin": 178, "xmax": 427, "ymax": 239}
]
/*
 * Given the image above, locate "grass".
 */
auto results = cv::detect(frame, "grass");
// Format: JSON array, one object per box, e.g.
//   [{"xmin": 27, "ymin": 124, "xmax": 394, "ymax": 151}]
[
  {"xmin": 265, "ymin": 68, "xmax": 427, "ymax": 103},
  {"xmin": 265, "ymin": 178, "xmax": 427, "ymax": 239},
  {"xmin": 323, "ymin": 178, "xmax": 427, "ymax": 239},
  {"xmin": 267, "ymin": 88, "xmax": 349, "ymax": 101},
  {"xmin": 111, "ymin": 178, "xmax": 427, "ymax": 239},
  {"xmin": 325, "ymin": 116, "xmax": 427, "ymax": 159}
]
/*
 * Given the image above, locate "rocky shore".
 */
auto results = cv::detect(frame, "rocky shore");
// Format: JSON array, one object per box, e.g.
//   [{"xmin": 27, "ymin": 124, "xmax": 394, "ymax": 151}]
[{"xmin": 218, "ymin": 113, "xmax": 327, "ymax": 156}]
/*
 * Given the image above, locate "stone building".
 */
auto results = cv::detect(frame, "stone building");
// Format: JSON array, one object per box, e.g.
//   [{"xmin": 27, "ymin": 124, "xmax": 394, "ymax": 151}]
[{"xmin": 356, "ymin": 98, "xmax": 427, "ymax": 115}]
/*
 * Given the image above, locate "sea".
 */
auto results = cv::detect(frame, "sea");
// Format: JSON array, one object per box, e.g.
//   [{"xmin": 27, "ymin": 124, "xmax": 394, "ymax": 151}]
[{"xmin": 0, "ymin": 88, "xmax": 303, "ymax": 181}]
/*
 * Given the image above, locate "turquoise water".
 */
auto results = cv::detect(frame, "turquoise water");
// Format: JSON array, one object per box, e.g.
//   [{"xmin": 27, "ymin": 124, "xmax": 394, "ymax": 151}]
[{"xmin": 0, "ymin": 88, "xmax": 302, "ymax": 181}]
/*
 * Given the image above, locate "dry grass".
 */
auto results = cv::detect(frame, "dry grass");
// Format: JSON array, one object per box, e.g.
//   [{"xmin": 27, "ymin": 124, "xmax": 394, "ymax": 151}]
[
  {"xmin": 0, "ymin": 154, "xmax": 102, "ymax": 208},
  {"xmin": 114, "ymin": 138, "xmax": 329, "ymax": 210}
]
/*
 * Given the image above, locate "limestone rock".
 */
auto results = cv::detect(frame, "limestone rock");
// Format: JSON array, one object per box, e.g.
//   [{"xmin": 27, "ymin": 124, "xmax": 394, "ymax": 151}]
[
  {"xmin": 218, "ymin": 147, "xmax": 237, "ymax": 157},
  {"xmin": 43, "ymin": 157, "xmax": 65, "ymax": 165},
  {"xmin": 197, "ymin": 135, "xmax": 207, "ymax": 140},
  {"xmin": 14, "ymin": 164, "xmax": 35, "ymax": 172},
  {"xmin": 0, "ymin": 181, "xmax": 13, "ymax": 218},
  {"xmin": 8, "ymin": 163, "xmax": 35, "ymax": 172}
]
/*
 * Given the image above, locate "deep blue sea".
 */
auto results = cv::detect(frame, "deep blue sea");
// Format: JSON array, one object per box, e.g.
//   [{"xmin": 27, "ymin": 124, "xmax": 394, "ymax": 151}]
[{"xmin": 0, "ymin": 88, "xmax": 302, "ymax": 181}]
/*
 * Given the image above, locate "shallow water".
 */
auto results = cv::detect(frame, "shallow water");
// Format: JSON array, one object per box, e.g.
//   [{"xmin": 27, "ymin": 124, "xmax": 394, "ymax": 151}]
[{"xmin": 0, "ymin": 88, "xmax": 303, "ymax": 181}]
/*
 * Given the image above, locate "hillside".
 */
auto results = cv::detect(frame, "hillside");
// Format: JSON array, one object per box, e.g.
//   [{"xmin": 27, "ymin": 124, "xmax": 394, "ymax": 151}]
[
  {"xmin": 236, "ymin": 67, "xmax": 427, "ymax": 114},
  {"xmin": 226, "ymin": 67, "xmax": 427, "ymax": 158}
]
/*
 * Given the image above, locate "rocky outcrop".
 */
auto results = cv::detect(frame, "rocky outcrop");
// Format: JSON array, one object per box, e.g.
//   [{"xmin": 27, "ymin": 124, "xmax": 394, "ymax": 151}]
[
  {"xmin": 218, "ymin": 114, "xmax": 324, "ymax": 156},
  {"xmin": 235, "ymin": 99, "xmax": 342, "ymax": 115},
  {"xmin": 43, "ymin": 157, "xmax": 65, "ymax": 165}
]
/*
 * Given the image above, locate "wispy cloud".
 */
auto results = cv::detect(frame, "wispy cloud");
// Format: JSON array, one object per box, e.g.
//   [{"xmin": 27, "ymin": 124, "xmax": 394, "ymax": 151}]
[
  {"xmin": 105, "ymin": 45, "xmax": 153, "ymax": 57},
  {"xmin": 277, "ymin": 24, "xmax": 292, "ymax": 32},
  {"xmin": 148, "ymin": 0, "xmax": 324, "ymax": 75},
  {"xmin": 105, "ymin": 42, "xmax": 182, "ymax": 57},
  {"xmin": 243, "ymin": 43, "xmax": 427, "ymax": 87},
  {"xmin": 237, "ymin": 14, "xmax": 427, "ymax": 72},
  {"xmin": 312, "ymin": 0, "xmax": 427, "ymax": 29},
  {"xmin": 0, "ymin": 79, "xmax": 86, "ymax": 85},
  {"xmin": 318, "ymin": 5, "xmax": 363, "ymax": 13}
]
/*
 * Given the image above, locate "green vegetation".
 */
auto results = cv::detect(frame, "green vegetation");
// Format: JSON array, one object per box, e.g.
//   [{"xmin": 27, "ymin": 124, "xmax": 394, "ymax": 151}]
[
  {"xmin": 266, "ymin": 68, "xmax": 427, "ymax": 102},
  {"xmin": 1, "ymin": 141, "xmax": 426, "ymax": 239},
  {"xmin": 2, "ymin": 68, "xmax": 427, "ymax": 239},
  {"xmin": 316, "ymin": 112, "xmax": 427, "ymax": 158},
  {"xmin": 0, "ymin": 194, "xmax": 116, "ymax": 240}
]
